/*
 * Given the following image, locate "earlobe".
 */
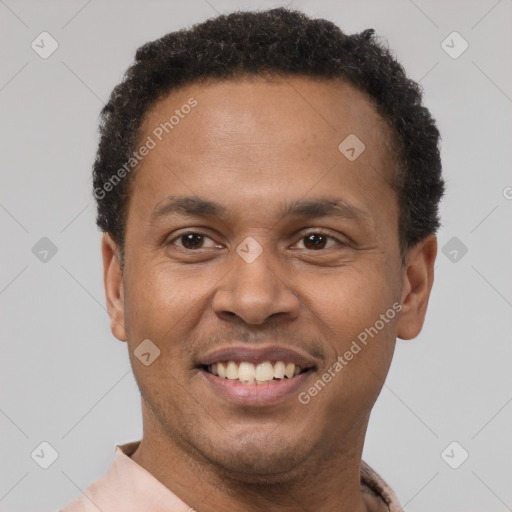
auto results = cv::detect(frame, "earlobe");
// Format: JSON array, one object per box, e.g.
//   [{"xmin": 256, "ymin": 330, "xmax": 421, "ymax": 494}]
[
  {"xmin": 397, "ymin": 234, "xmax": 438, "ymax": 341},
  {"xmin": 101, "ymin": 233, "xmax": 127, "ymax": 342}
]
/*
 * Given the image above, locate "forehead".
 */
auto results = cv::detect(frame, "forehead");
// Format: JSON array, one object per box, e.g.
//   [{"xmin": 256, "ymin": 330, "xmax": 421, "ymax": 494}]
[
  {"xmin": 139, "ymin": 75, "xmax": 395, "ymax": 167},
  {"xmin": 129, "ymin": 75, "xmax": 398, "ymax": 234}
]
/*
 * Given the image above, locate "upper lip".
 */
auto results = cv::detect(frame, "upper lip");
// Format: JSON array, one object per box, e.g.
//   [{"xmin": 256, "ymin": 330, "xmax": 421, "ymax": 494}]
[{"xmin": 197, "ymin": 345, "xmax": 318, "ymax": 369}]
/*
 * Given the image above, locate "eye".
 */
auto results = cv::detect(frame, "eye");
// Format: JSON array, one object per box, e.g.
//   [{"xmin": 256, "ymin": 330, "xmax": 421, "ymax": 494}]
[
  {"xmin": 294, "ymin": 231, "xmax": 344, "ymax": 251},
  {"xmin": 167, "ymin": 230, "xmax": 346, "ymax": 252},
  {"xmin": 169, "ymin": 232, "xmax": 220, "ymax": 250}
]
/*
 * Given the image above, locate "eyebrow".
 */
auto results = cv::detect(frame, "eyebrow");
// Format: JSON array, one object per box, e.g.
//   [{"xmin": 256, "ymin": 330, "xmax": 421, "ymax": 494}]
[{"xmin": 150, "ymin": 195, "xmax": 372, "ymax": 225}]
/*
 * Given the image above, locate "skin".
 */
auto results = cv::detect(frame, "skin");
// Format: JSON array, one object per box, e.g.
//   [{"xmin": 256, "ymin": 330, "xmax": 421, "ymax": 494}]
[{"xmin": 102, "ymin": 75, "xmax": 437, "ymax": 512}]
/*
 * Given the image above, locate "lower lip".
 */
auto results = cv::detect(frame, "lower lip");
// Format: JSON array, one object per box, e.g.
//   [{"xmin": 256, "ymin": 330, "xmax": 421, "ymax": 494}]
[{"xmin": 200, "ymin": 369, "xmax": 314, "ymax": 406}]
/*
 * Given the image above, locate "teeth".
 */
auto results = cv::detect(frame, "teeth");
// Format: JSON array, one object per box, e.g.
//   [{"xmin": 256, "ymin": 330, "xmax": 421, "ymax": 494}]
[
  {"xmin": 255, "ymin": 361, "xmax": 274, "ymax": 383},
  {"xmin": 274, "ymin": 361, "xmax": 286, "ymax": 379},
  {"xmin": 206, "ymin": 360, "xmax": 306, "ymax": 384},
  {"xmin": 226, "ymin": 361, "xmax": 239, "ymax": 380},
  {"xmin": 238, "ymin": 362, "xmax": 255, "ymax": 384},
  {"xmin": 285, "ymin": 363, "xmax": 295, "ymax": 378}
]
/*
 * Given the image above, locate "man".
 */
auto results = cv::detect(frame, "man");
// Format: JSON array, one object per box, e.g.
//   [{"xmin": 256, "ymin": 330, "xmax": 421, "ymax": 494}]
[{"xmin": 62, "ymin": 7, "xmax": 444, "ymax": 512}]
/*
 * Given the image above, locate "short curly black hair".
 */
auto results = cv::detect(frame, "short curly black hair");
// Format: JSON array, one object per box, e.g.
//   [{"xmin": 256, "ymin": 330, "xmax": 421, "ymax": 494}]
[{"xmin": 93, "ymin": 7, "xmax": 444, "ymax": 268}]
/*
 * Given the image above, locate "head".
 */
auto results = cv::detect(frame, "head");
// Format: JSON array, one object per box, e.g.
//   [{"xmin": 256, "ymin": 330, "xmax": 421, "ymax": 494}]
[{"xmin": 97, "ymin": 8, "xmax": 444, "ymax": 481}]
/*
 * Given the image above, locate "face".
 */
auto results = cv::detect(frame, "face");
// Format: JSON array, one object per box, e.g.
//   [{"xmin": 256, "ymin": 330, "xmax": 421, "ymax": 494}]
[{"xmin": 103, "ymin": 76, "xmax": 436, "ymax": 481}]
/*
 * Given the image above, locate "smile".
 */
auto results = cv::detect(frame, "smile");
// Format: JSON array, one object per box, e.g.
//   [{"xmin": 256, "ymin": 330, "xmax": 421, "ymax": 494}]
[
  {"xmin": 197, "ymin": 345, "xmax": 318, "ymax": 405},
  {"xmin": 204, "ymin": 360, "xmax": 309, "ymax": 385}
]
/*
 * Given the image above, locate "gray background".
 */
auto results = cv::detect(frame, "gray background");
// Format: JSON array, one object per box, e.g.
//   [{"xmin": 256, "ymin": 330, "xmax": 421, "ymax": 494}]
[{"xmin": 1, "ymin": 0, "xmax": 511, "ymax": 511}]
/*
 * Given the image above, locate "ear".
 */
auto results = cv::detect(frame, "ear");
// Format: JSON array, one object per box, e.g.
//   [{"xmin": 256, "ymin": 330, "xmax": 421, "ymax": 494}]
[
  {"xmin": 101, "ymin": 232, "xmax": 127, "ymax": 342},
  {"xmin": 397, "ymin": 234, "xmax": 437, "ymax": 340}
]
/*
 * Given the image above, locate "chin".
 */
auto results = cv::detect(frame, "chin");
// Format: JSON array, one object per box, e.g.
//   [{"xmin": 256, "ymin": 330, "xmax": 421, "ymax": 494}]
[{"xmin": 200, "ymin": 432, "xmax": 312, "ymax": 483}]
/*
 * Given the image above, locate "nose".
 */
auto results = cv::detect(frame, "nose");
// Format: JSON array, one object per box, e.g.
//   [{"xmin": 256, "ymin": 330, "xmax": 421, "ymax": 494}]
[{"xmin": 212, "ymin": 247, "xmax": 300, "ymax": 325}]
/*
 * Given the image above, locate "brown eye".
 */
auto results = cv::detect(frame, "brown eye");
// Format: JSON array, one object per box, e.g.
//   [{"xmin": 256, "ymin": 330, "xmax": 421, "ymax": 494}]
[
  {"xmin": 296, "ymin": 232, "xmax": 341, "ymax": 251},
  {"xmin": 303, "ymin": 234, "xmax": 327, "ymax": 250},
  {"xmin": 170, "ymin": 232, "xmax": 218, "ymax": 250}
]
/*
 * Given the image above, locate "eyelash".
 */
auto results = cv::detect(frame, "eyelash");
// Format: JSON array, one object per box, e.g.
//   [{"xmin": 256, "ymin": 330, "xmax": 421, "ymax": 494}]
[{"xmin": 168, "ymin": 230, "xmax": 346, "ymax": 251}]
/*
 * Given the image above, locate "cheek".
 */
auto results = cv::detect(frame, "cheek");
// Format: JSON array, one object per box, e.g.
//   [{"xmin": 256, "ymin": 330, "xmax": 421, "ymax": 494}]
[
  {"xmin": 123, "ymin": 267, "xmax": 197, "ymax": 409},
  {"xmin": 124, "ymin": 262, "xmax": 201, "ymax": 338},
  {"xmin": 309, "ymin": 262, "xmax": 396, "ymax": 332},
  {"xmin": 305, "ymin": 264, "xmax": 399, "ymax": 392}
]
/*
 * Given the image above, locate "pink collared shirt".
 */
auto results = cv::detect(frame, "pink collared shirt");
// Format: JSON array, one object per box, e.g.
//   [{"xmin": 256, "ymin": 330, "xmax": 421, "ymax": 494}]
[{"xmin": 60, "ymin": 440, "xmax": 403, "ymax": 511}]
